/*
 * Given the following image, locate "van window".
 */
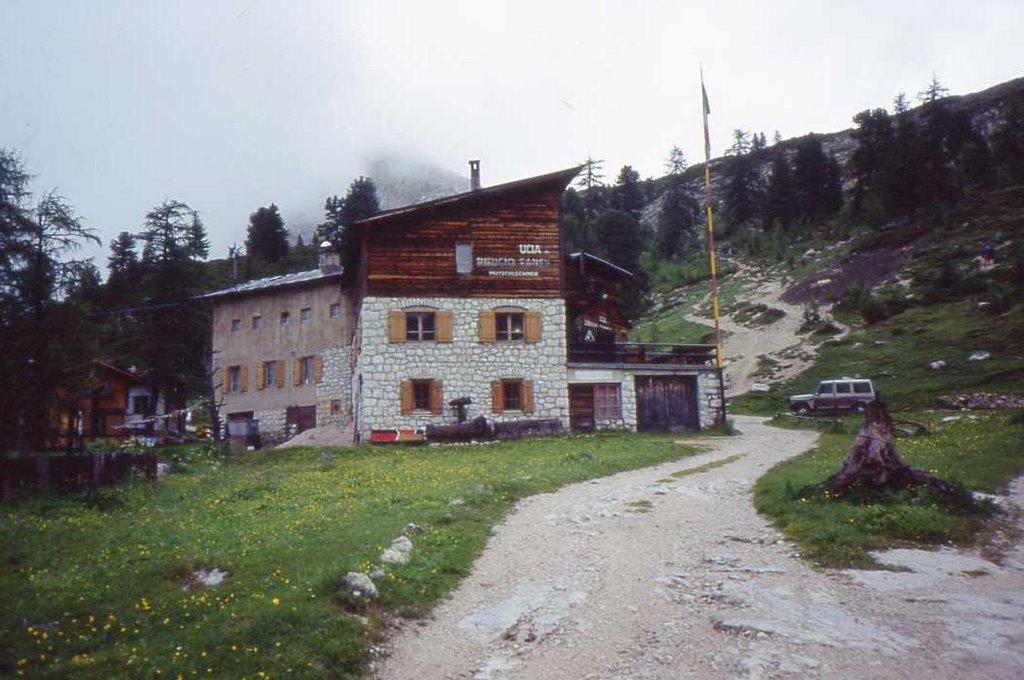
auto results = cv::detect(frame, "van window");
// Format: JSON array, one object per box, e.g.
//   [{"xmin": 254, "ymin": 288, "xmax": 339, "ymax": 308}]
[
  {"xmin": 854, "ymin": 382, "xmax": 873, "ymax": 394},
  {"xmin": 836, "ymin": 382, "xmax": 852, "ymax": 394},
  {"xmin": 816, "ymin": 383, "xmax": 833, "ymax": 395}
]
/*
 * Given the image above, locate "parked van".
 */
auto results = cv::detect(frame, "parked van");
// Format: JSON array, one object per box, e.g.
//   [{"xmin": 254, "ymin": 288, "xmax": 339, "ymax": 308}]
[{"xmin": 789, "ymin": 378, "xmax": 876, "ymax": 414}]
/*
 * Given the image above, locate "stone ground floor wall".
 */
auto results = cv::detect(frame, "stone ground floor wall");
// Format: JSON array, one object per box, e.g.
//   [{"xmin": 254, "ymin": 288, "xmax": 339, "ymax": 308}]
[
  {"xmin": 237, "ymin": 345, "xmax": 352, "ymax": 445},
  {"xmin": 567, "ymin": 365, "xmax": 723, "ymax": 432},
  {"xmin": 355, "ymin": 296, "xmax": 569, "ymax": 439}
]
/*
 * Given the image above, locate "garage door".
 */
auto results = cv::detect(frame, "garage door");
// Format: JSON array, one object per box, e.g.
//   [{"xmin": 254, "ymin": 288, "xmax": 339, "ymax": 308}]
[{"xmin": 635, "ymin": 375, "xmax": 699, "ymax": 432}]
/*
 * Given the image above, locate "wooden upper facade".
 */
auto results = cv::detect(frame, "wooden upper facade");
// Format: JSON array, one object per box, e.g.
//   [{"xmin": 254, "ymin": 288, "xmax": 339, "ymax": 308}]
[{"xmin": 348, "ymin": 166, "xmax": 581, "ymax": 299}]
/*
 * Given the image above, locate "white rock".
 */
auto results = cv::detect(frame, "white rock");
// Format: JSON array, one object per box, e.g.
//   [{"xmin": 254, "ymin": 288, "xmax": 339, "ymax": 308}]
[
  {"xmin": 968, "ymin": 350, "xmax": 991, "ymax": 361},
  {"xmin": 381, "ymin": 535, "xmax": 413, "ymax": 564},
  {"xmin": 344, "ymin": 572, "xmax": 378, "ymax": 598},
  {"xmin": 929, "ymin": 360, "xmax": 946, "ymax": 370},
  {"xmin": 749, "ymin": 383, "xmax": 770, "ymax": 393}
]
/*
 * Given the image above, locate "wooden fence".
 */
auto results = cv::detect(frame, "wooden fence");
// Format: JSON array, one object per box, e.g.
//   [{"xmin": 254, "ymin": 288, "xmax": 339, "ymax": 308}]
[{"xmin": 1, "ymin": 452, "xmax": 157, "ymax": 499}]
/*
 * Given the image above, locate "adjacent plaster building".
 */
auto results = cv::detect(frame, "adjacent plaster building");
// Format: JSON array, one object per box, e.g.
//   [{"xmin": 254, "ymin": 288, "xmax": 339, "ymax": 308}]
[{"xmin": 206, "ymin": 164, "xmax": 722, "ymax": 445}]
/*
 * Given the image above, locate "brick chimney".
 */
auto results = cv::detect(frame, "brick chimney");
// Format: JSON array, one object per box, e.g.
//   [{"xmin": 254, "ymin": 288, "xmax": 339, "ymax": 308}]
[{"xmin": 469, "ymin": 160, "xmax": 481, "ymax": 191}]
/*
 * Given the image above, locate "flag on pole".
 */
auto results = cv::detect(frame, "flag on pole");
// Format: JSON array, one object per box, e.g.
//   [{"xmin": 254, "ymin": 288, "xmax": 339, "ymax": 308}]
[
  {"xmin": 701, "ymin": 75, "xmax": 712, "ymax": 161},
  {"xmin": 699, "ymin": 68, "xmax": 727, "ymax": 425}
]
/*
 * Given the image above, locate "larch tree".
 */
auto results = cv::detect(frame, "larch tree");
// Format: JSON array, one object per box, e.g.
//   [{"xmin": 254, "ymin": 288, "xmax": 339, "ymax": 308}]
[{"xmin": 0, "ymin": 150, "xmax": 99, "ymax": 449}]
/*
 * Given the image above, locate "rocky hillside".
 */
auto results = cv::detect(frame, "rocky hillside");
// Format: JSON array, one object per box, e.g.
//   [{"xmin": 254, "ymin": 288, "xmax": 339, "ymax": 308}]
[{"xmin": 640, "ymin": 76, "xmax": 1024, "ymax": 231}]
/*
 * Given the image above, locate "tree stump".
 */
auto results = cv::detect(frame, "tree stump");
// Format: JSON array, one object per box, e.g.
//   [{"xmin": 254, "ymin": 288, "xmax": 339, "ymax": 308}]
[{"xmin": 827, "ymin": 400, "xmax": 960, "ymax": 496}]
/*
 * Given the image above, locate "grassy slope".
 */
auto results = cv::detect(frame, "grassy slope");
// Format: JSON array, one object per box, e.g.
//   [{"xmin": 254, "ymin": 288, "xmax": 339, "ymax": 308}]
[
  {"xmin": 1, "ymin": 433, "xmax": 702, "ymax": 679},
  {"xmin": 731, "ymin": 300, "xmax": 1024, "ymax": 415}
]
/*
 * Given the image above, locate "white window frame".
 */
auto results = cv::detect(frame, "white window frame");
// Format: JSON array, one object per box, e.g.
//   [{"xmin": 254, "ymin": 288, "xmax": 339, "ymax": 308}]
[
  {"xmin": 594, "ymin": 384, "xmax": 621, "ymax": 420},
  {"xmin": 496, "ymin": 312, "xmax": 525, "ymax": 342},
  {"xmin": 456, "ymin": 243, "xmax": 473, "ymax": 274},
  {"xmin": 299, "ymin": 356, "xmax": 314, "ymax": 385},
  {"xmin": 406, "ymin": 311, "xmax": 437, "ymax": 342}
]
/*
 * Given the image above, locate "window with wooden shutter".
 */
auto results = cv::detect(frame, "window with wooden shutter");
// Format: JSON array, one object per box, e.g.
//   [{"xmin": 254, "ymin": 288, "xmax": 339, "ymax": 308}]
[
  {"xmin": 479, "ymin": 310, "xmax": 496, "ymax": 343},
  {"xmin": 429, "ymin": 380, "xmax": 443, "ymax": 414},
  {"xmin": 293, "ymin": 358, "xmax": 302, "ymax": 386},
  {"xmin": 405, "ymin": 311, "xmax": 435, "ymax": 341},
  {"xmin": 525, "ymin": 311, "xmax": 542, "ymax": 343},
  {"xmin": 388, "ymin": 311, "xmax": 406, "ymax": 343},
  {"xmin": 314, "ymin": 355, "xmax": 323, "ymax": 383},
  {"xmin": 491, "ymin": 379, "xmax": 503, "ymax": 413},
  {"xmin": 522, "ymin": 380, "xmax": 534, "ymax": 413},
  {"xmin": 222, "ymin": 365, "xmax": 232, "ymax": 394},
  {"xmin": 275, "ymin": 361, "xmax": 285, "ymax": 389},
  {"xmin": 436, "ymin": 310, "xmax": 454, "ymax": 342},
  {"xmin": 263, "ymin": 360, "xmax": 277, "ymax": 389},
  {"xmin": 400, "ymin": 380, "xmax": 414, "ymax": 414},
  {"xmin": 239, "ymin": 365, "xmax": 249, "ymax": 393},
  {"xmin": 256, "ymin": 363, "xmax": 265, "ymax": 390}
]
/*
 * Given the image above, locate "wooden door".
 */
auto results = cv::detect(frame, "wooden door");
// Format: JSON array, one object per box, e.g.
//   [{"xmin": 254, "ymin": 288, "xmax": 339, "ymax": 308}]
[
  {"xmin": 286, "ymin": 405, "xmax": 317, "ymax": 434},
  {"xmin": 569, "ymin": 384, "xmax": 595, "ymax": 432},
  {"xmin": 635, "ymin": 375, "xmax": 698, "ymax": 432}
]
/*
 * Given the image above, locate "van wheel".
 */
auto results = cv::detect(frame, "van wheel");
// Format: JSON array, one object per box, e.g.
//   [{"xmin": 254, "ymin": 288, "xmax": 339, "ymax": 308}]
[
  {"xmin": 855, "ymin": 403, "xmax": 866, "ymax": 413},
  {"xmin": 796, "ymin": 404, "xmax": 810, "ymax": 416}
]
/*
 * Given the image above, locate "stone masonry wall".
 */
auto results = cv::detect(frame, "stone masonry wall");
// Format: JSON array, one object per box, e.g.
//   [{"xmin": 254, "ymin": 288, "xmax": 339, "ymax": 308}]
[
  {"xmin": 317, "ymin": 345, "xmax": 352, "ymax": 427},
  {"xmin": 698, "ymin": 370, "xmax": 724, "ymax": 428},
  {"xmin": 355, "ymin": 296, "xmax": 569, "ymax": 438}
]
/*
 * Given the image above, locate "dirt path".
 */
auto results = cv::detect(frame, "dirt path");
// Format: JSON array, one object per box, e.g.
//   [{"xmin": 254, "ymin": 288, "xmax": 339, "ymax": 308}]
[
  {"xmin": 377, "ymin": 416, "xmax": 1024, "ymax": 679},
  {"xmin": 686, "ymin": 265, "xmax": 846, "ymax": 397}
]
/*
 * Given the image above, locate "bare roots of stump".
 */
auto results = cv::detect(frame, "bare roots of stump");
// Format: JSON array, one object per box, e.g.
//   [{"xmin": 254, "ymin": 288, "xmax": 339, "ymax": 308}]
[{"xmin": 826, "ymin": 400, "xmax": 962, "ymax": 497}]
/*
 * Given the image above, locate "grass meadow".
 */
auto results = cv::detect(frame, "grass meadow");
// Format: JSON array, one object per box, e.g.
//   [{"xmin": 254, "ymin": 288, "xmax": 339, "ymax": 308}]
[
  {"xmin": 1, "ymin": 433, "xmax": 701, "ymax": 679},
  {"xmin": 754, "ymin": 411, "xmax": 1024, "ymax": 567}
]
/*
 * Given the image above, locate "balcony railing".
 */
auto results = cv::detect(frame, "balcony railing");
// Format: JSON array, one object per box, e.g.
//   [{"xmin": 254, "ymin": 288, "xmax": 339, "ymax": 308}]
[{"xmin": 568, "ymin": 342, "xmax": 717, "ymax": 367}]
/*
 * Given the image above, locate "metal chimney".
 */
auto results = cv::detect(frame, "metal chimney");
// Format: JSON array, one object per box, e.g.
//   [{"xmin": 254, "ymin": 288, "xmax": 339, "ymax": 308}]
[{"xmin": 469, "ymin": 160, "xmax": 481, "ymax": 191}]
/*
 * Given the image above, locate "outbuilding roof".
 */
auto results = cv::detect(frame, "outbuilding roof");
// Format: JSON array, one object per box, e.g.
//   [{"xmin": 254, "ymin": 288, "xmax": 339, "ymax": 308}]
[
  {"xmin": 566, "ymin": 251, "xmax": 634, "ymax": 279},
  {"xmin": 202, "ymin": 268, "xmax": 345, "ymax": 300}
]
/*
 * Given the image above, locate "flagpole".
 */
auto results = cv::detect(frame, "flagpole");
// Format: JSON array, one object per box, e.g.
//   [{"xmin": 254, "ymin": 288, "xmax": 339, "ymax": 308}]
[{"xmin": 701, "ymin": 69, "xmax": 727, "ymax": 426}]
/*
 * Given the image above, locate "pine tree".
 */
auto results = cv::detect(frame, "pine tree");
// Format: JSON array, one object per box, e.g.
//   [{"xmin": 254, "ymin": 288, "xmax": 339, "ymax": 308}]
[
  {"xmin": 665, "ymin": 146, "xmax": 688, "ymax": 175},
  {"xmin": 793, "ymin": 134, "xmax": 840, "ymax": 221},
  {"xmin": 850, "ymin": 108, "xmax": 896, "ymax": 216},
  {"xmin": 611, "ymin": 165, "xmax": 644, "ymax": 218},
  {"xmin": 764, "ymin": 152, "xmax": 796, "ymax": 231},
  {"xmin": 245, "ymin": 203, "xmax": 290, "ymax": 263},
  {"xmin": 917, "ymin": 74, "xmax": 950, "ymax": 105},
  {"xmin": 314, "ymin": 195, "xmax": 345, "ymax": 246},
  {"xmin": 340, "ymin": 176, "xmax": 380, "ymax": 226},
  {"xmin": 656, "ymin": 182, "xmax": 700, "ymax": 260},
  {"xmin": 726, "ymin": 129, "xmax": 752, "ymax": 156}
]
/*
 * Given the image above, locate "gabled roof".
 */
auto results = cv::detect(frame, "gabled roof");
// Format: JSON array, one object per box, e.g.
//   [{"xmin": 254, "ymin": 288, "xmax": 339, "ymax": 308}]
[
  {"xmin": 351, "ymin": 165, "xmax": 584, "ymax": 228},
  {"xmin": 202, "ymin": 268, "xmax": 345, "ymax": 300}
]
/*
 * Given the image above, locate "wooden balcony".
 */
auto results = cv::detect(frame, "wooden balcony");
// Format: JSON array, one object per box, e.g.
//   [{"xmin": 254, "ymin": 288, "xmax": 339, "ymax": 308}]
[{"xmin": 567, "ymin": 342, "xmax": 717, "ymax": 367}]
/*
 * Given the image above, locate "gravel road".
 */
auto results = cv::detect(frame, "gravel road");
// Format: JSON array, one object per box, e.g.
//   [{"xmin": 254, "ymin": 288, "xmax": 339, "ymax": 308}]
[{"xmin": 377, "ymin": 416, "xmax": 1024, "ymax": 679}]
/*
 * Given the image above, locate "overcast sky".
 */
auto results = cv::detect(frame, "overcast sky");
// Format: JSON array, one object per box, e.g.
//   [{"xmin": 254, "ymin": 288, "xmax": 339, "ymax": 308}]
[{"xmin": 3, "ymin": 0, "xmax": 1022, "ymax": 266}]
